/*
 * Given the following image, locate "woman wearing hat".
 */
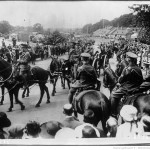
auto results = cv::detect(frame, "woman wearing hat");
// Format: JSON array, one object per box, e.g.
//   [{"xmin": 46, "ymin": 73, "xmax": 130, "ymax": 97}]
[
  {"xmin": 110, "ymin": 52, "xmax": 143, "ymax": 119},
  {"xmin": 116, "ymin": 105, "xmax": 144, "ymax": 138}
]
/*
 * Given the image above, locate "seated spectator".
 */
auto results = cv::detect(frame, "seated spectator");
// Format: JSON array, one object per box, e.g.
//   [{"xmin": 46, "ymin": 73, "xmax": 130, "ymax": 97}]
[
  {"xmin": 40, "ymin": 121, "xmax": 63, "ymax": 139},
  {"xmin": 106, "ymin": 117, "xmax": 118, "ymax": 137},
  {"xmin": 0, "ymin": 112, "xmax": 11, "ymax": 139},
  {"xmin": 75, "ymin": 123, "xmax": 100, "ymax": 138},
  {"xmin": 116, "ymin": 105, "xmax": 144, "ymax": 138},
  {"xmin": 23, "ymin": 121, "xmax": 41, "ymax": 139},
  {"xmin": 62, "ymin": 104, "xmax": 82, "ymax": 129},
  {"xmin": 8, "ymin": 124, "xmax": 25, "ymax": 139},
  {"xmin": 82, "ymin": 125, "xmax": 98, "ymax": 138},
  {"xmin": 55, "ymin": 127, "xmax": 76, "ymax": 139}
]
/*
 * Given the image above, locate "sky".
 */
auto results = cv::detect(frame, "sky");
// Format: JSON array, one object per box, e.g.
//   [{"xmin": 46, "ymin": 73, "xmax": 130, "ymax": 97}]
[{"xmin": 0, "ymin": 1, "xmax": 150, "ymax": 29}]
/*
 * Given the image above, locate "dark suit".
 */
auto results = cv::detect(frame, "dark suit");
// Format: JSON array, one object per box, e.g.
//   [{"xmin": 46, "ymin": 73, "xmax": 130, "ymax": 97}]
[{"xmin": 62, "ymin": 116, "xmax": 83, "ymax": 129}]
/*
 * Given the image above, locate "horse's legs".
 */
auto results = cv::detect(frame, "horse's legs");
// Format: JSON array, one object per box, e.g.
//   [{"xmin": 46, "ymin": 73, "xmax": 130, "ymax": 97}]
[
  {"xmin": 22, "ymin": 88, "xmax": 26, "ymax": 98},
  {"xmin": 43, "ymin": 84, "xmax": 50, "ymax": 103},
  {"xmin": 26, "ymin": 87, "xmax": 30, "ymax": 97},
  {"xmin": 35, "ymin": 84, "xmax": 45, "ymax": 107},
  {"xmin": 0, "ymin": 85, "xmax": 5, "ymax": 105},
  {"xmin": 60, "ymin": 76, "xmax": 64, "ymax": 89},
  {"xmin": 52, "ymin": 77, "xmax": 58, "ymax": 96},
  {"xmin": 8, "ymin": 91, "xmax": 14, "ymax": 112},
  {"xmin": 14, "ymin": 89, "xmax": 25, "ymax": 111}
]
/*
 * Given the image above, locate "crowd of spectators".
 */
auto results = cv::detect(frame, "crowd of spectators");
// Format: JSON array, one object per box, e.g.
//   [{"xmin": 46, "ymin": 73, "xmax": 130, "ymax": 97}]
[{"xmin": 0, "ymin": 104, "xmax": 150, "ymax": 139}]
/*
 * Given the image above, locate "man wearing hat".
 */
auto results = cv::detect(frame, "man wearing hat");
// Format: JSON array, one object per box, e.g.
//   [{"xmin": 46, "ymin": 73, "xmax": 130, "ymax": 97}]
[
  {"xmin": 110, "ymin": 51, "xmax": 143, "ymax": 119},
  {"xmin": 62, "ymin": 104, "xmax": 82, "ymax": 129},
  {"xmin": 68, "ymin": 52, "xmax": 98, "ymax": 104}
]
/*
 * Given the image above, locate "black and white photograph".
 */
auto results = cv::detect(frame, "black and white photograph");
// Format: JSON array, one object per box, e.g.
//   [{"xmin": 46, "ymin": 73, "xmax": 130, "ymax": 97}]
[{"xmin": 0, "ymin": 0, "xmax": 150, "ymax": 146}]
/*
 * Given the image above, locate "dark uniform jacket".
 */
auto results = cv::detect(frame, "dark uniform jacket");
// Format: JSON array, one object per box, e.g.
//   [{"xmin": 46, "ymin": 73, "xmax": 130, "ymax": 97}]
[
  {"xmin": 76, "ymin": 64, "xmax": 97, "ymax": 86},
  {"xmin": 118, "ymin": 65, "xmax": 143, "ymax": 92}
]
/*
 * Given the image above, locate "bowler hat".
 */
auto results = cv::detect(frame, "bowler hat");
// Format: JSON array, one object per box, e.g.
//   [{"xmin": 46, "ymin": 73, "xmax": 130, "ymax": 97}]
[
  {"xmin": 126, "ymin": 52, "xmax": 137, "ymax": 59},
  {"xmin": 40, "ymin": 121, "xmax": 63, "ymax": 139},
  {"xmin": 0, "ymin": 112, "xmax": 11, "ymax": 128},
  {"xmin": 120, "ymin": 105, "xmax": 138, "ymax": 122}
]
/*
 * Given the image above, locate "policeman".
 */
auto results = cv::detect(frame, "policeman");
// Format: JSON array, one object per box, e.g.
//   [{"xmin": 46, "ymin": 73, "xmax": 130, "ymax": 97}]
[
  {"xmin": 68, "ymin": 53, "xmax": 97, "ymax": 104},
  {"xmin": 110, "ymin": 52, "xmax": 143, "ymax": 119}
]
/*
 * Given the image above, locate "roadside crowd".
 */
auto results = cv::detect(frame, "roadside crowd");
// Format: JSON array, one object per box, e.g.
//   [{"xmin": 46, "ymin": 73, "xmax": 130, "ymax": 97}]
[{"xmin": 0, "ymin": 104, "xmax": 150, "ymax": 139}]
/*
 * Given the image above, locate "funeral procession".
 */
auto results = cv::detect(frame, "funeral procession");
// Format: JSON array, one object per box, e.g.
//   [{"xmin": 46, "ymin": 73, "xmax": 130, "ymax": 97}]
[{"xmin": 0, "ymin": 1, "xmax": 150, "ymax": 145}]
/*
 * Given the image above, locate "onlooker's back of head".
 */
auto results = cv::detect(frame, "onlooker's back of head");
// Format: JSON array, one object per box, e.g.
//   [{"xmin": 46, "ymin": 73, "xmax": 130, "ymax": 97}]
[
  {"xmin": 82, "ymin": 125, "xmax": 98, "ymax": 138},
  {"xmin": 40, "ymin": 121, "xmax": 63, "ymax": 139},
  {"xmin": 8, "ymin": 124, "xmax": 25, "ymax": 139},
  {"xmin": 25, "ymin": 121, "xmax": 41, "ymax": 138}
]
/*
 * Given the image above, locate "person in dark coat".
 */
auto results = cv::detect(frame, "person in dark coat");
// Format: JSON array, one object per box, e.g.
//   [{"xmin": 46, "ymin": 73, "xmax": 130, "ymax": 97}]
[
  {"xmin": 68, "ymin": 53, "xmax": 98, "ymax": 104},
  {"xmin": 62, "ymin": 104, "xmax": 82, "ymax": 129},
  {"xmin": 110, "ymin": 52, "xmax": 143, "ymax": 119}
]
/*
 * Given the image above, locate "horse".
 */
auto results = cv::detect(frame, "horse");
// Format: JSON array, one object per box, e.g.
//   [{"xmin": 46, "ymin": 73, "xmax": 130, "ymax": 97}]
[
  {"xmin": 48, "ymin": 56, "xmax": 71, "ymax": 96},
  {"xmin": 0, "ymin": 57, "xmax": 53, "ymax": 112},
  {"xmin": 72, "ymin": 89, "xmax": 111, "ymax": 133}
]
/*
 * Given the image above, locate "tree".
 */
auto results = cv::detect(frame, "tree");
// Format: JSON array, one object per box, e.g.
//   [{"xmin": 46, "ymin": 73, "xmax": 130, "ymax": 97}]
[
  {"xmin": 45, "ymin": 30, "xmax": 66, "ymax": 45},
  {"xmin": 129, "ymin": 4, "xmax": 150, "ymax": 44},
  {"xmin": 33, "ymin": 23, "xmax": 44, "ymax": 33},
  {"xmin": 0, "ymin": 21, "xmax": 12, "ymax": 34}
]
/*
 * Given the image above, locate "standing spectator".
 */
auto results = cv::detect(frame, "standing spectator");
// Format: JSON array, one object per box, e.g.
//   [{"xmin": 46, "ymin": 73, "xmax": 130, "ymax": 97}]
[
  {"xmin": 0, "ymin": 112, "xmax": 11, "ymax": 139},
  {"xmin": 116, "ymin": 105, "xmax": 144, "ymax": 138},
  {"xmin": 62, "ymin": 104, "xmax": 82, "ymax": 129}
]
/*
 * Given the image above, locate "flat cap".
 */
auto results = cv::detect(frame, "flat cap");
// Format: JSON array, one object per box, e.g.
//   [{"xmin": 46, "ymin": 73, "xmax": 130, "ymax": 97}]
[
  {"xmin": 81, "ymin": 53, "xmax": 91, "ymax": 58},
  {"xmin": 126, "ymin": 52, "xmax": 137, "ymax": 59}
]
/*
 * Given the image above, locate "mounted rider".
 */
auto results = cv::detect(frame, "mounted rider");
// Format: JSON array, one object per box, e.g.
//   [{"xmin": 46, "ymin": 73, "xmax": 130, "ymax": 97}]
[
  {"xmin": 17, "ymin": 48, "xmax": 31, "ymax": 88},
  {"xmin": 68, "ymin": 52, "xmax": 98, "ymax": 104},
  {"xmin": 110, "ymin": 52, "xmax": 143, "ymax": 119}
]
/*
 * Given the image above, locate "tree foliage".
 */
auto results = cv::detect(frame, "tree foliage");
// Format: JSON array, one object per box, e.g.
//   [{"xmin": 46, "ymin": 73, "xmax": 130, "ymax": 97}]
[
  {"xmin": 82, "ymin": 13, "xmax": 136, "ymax": 34},
  {"xmin": 33, "ymin": 23, "xmax": 44, "ymax": 33},
  {"xmin": 0, "ymin": 21, "xmax": 12, "ymax": 34},
  {"xmin": 129, "ymin": 4, "xmax": 150, "ymax": 44},
  {"xmin": 44, "ymin": 30, "xmax": 67, "ymax": 45}
]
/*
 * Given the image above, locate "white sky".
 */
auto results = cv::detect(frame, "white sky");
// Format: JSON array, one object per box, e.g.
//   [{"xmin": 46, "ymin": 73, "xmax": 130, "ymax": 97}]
[{"xmin": 0, "ymin": 1, "xmax": 150, "ymax": 29}]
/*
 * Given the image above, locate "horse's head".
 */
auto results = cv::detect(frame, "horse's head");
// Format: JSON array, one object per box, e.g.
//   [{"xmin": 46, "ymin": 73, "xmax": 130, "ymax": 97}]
[{"xmin": 50, "ymin": 57, "xmax": 62, "ymax": 73}]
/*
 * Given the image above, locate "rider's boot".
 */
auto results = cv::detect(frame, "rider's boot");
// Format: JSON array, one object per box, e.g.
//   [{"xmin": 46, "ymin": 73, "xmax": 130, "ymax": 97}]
[{"xmin": 110, "ymin": 97, "xmax": 120, "ymax": 120}]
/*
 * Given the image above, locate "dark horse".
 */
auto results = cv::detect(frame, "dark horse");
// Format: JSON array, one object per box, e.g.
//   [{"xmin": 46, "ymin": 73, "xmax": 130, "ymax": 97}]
[
  {"xmin": 103, "ymin": 65, "xmax": 150, "ymax": 120},
  {"xmin": 48, "ymin": 56, "xmax": 71, "ymax": 96},
  {"xmin": 0, "ymin": 57, "xmax": 52, "ymax": 112},
  {"xmin": 72, "ymin": 90, "xmax": 111, "ymax": 133}
]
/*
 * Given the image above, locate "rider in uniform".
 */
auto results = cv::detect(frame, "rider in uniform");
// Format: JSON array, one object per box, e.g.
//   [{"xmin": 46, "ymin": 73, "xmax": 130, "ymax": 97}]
[
  {"xmin": 110, "ymin": 52, "xmax": 143, "ymax": 119},
  {"xmin": 18, "ymin": 48, "xmax": 31, "ymax": 88},
  {"xmin": 68, "ymin": 53, "xmax": 98, "ymax": 104}
]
